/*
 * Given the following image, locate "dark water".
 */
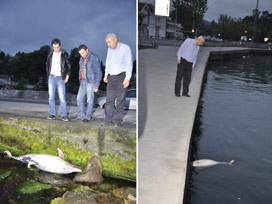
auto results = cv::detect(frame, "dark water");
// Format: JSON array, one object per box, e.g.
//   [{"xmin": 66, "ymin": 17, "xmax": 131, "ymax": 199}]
[{"xmin": 187, "ymin": 54, "xmax": 272, "ymax": 204}]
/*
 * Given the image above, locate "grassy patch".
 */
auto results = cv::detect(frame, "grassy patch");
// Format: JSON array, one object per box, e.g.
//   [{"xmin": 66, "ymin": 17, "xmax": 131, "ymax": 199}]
[{"xmin": 16, "ymin": 179, "xmax": 52, "ymax": 194}]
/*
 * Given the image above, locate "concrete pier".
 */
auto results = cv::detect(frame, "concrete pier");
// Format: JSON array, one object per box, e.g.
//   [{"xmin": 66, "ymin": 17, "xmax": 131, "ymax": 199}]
[{"xmin": 138, "ymin": 46, "xmax": 248, "ymax": 204}]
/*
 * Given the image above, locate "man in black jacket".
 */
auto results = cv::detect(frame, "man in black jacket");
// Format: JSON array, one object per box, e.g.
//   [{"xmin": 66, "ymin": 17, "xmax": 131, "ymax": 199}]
[{"xmin": 46, "ymin": 38, "xmax": 71, "ymax": 121}]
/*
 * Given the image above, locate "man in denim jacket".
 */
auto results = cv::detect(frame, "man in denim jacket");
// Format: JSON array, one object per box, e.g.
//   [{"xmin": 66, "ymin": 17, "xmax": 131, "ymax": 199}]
[{"xmin": 77, "ymin": 44, "xmax": 102, "ymax": 122}]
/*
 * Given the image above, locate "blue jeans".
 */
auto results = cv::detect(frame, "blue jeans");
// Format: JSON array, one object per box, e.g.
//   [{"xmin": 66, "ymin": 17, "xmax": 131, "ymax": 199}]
[
  {"xmin": 77, "ymin": 80, "xmax": 94, "ymax": 120},
  {"xmin": 48, "ymin": 75, "xmax": 67, "ymax": 117}
]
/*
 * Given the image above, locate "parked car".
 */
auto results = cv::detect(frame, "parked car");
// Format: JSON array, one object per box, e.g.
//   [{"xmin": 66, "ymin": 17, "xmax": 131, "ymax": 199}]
[{"xmin": 96, "ymin": 88, "xmax": 136, "ymax": 110}]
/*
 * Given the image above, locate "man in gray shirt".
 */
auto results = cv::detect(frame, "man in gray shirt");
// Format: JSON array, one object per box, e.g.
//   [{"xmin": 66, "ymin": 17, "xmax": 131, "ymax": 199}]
[
  {"xmin": 103, "ymin": 33, "xmax": 133, "ymax": 127},
  {"xmin": 174, "ymin": 36, "xmax": 205, "ymax": 97}
]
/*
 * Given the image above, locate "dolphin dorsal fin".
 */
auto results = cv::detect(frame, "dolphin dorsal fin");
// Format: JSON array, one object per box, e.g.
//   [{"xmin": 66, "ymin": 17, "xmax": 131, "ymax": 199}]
[{"xmin": 57, "ymin": 148, "xmax": 64, "ymax": 160}]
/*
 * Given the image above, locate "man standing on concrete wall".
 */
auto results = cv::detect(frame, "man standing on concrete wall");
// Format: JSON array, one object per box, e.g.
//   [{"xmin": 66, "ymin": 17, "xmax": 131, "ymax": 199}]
[
  {"xmin": 46, "ymin": 38, "xmax": 71, "ymax": 121},
  {"xmin": 77, "ymin": 44, "xmax": 102, "ymax": 122},
  {"xmin": 174, "ymin": 36, "xmax": 205, "ymax": 97},
  {"xmin": 103, "ymin": 33, "xmax": 133, "ymax": 127}
]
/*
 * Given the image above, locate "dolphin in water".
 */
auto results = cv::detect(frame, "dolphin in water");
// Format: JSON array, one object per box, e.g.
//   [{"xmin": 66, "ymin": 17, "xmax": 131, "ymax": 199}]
[
  {"xmin": 192, "ymin": 159, "xmax": 235, "ymax": 168},
  {"xmin": 4, "ymin": 148, "xmax": 82, "ymax": 174}
]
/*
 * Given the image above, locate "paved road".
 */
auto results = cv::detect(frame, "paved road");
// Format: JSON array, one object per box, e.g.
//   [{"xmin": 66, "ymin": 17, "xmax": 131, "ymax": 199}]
[
  {"xmin": 138, "ymin": 46, "xmax": 248, "ymax": 204},
  {"xmin": 0, "ymin": 100, "xmax": 136, "ymax": 128}
]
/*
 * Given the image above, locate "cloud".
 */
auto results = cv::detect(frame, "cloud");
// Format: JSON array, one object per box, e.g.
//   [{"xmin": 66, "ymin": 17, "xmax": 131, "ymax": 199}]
[{"xmin": 0, "ymin": 0, "xmax": 136, "ymax": 62}]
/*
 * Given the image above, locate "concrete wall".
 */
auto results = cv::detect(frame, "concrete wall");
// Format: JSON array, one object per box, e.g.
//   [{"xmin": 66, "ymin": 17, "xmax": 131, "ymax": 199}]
[{"xmin": 0, "ymin": 89, "xmax": 105, "ymax": 106}]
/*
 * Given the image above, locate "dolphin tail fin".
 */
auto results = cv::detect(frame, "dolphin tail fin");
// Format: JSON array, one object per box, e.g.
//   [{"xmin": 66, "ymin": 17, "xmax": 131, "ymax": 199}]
[
  {"xmin": 4, "ymin": 150, "xmax": 12, "ymax": 158},
  {"xmin": 4, "ymin": 150, "xmax": 20, "ymax": 161},
  {"xmin": 229, "ymin": 160, "xmax": 235, "ymax": 165}
]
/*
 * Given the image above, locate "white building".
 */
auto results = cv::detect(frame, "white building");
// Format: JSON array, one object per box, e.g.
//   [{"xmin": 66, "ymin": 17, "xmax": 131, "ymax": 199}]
[{"xmin": 139, "ymin": 2, "xmax": 183, "ymax": 39}]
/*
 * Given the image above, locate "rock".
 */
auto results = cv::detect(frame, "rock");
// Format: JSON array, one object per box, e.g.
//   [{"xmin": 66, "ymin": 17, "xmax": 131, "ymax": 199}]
[
  {"xmin": 35, "ymin": 172, "xmax": 73, "ymax": 186},
  {"xmin": 73, "ymin": 156, "xmax": 103, "ymax": 184},
  {"xmin": 112, "ymin": 187, "xmax": 136, "ymax": 199},
  {"xmin": 98, "ymin": 183, "xmax": 117, "ymax": 192},
  {"xmin": 120, "ymin": 187, "xmax": 136, "ymax": 198},
  {"xmin": 58, "ymin": 191, "xmax": 98, "ymax": 204},
  {"xmin": 56, "ymin": 191, "xmax": 125, "ymax": 204},
  {"xmin": 95, "ymin": 192, "xmax": 124, "ymax": 204},
  {"xmin": 125, "ymin": 194, "xmax": 137, "ymax": 204},
  {"xmin": 112, "ymin": 187, "xmax": 136, "ymax": 204}
]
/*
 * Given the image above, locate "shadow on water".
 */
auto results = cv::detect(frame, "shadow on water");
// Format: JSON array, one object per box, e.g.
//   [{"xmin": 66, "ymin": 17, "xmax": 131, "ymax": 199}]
[{"xmin": 186, "ymin": 52, "xmax": 272, "ymax": 204}]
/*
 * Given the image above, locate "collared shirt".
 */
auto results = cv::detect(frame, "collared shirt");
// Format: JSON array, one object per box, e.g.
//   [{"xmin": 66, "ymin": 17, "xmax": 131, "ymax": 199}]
[
  {"xmin": 80, "ymin": 55, "xmax": 88, "ymax": 80},
  {"xmin": 105, "ymin": 42, "xmax": 133, "ymax": 81},
  {"xmin": 177, "ymin": 38, "xmax": 200, "ymax": 67},
  {"xmin": 50, "ymin": 52, "xmax": 61, "ymax": 76}
]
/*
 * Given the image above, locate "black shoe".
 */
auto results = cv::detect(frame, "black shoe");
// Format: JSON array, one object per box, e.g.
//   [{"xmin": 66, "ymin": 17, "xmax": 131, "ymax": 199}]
[
  {"xmin": 61, "ymin": 116, "xmax": 69, "ymax": 122},
  {"xmin": 175, "ymin": 94, "xmax": 181, "ymax": 97},
  {"xmin": 82, "ymin": 119, "xmax": 89, "ymax": 123},
  {"xmin": 182, "ymin": 93, "xmax": 191, "ymax": 97},
  {"xmin": 47, "ymin": 115, "xmax": 56, "ymax": 120}
]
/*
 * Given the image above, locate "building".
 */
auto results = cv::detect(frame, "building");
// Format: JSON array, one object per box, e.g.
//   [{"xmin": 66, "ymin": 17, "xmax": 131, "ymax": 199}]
[
  {"xmin": 166, "ymin": 20, "xmax": 183, "ymax": 39},
  {"xmin": 139, "ymin": 2, "xmax": 183, "ymax": 39}
]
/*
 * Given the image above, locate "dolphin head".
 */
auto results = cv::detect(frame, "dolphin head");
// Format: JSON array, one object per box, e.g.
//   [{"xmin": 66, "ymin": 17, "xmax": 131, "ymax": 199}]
[{"xmin": 192, "ymin": 161, "xmax": 201, "ymax": 167}]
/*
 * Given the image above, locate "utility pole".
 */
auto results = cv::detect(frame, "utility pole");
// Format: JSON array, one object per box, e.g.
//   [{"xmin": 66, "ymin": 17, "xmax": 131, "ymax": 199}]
[
  {"xmin": 174, "ymin": 0, "xmax": 178, "ymax": 46},
  {"xmin": 252, "ymin": 0, "xmax": 259, "ymax": 43}
]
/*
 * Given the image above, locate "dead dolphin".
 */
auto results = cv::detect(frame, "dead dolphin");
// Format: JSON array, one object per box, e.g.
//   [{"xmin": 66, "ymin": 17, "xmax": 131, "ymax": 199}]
[
  {"xmin": 4, "ymin": 148, "xmax": 82, "ymax": 174},
  {"xmin": 192, "ymin": 159, "xmax": 235, "ymax": 168}
]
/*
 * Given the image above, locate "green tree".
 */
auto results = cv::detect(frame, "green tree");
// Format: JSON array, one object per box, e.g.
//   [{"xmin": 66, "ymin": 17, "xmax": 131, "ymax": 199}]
[
  {"xmin": 257, "ymin": 11, "xmax": 272, "ymax": 42},
  {"xmin": 0, "ymin": 51, "xmax": 6, "ymax": 75},
  {"xmin": 172, "ymin": 0, "xmax": 208, "ymax": 31},
  {"xmin": 68, "ymin": 48, "xmax": 80, "ymax": 94}
]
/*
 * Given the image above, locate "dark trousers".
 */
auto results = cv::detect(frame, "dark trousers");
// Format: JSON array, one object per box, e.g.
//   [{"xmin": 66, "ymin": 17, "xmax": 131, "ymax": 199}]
[
  {"xmin": 174, "ymin": 58, "xmax": 193, "ymax": 95},
  {"xmin": 104, "ymin": 72, "xmax": 127, "ymax": 124}
]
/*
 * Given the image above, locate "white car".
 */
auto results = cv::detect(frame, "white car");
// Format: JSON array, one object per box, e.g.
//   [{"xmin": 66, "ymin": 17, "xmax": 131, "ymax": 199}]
[{"xmin": 96, "ymin": 88, "xmax": 136, "ymax": 110}]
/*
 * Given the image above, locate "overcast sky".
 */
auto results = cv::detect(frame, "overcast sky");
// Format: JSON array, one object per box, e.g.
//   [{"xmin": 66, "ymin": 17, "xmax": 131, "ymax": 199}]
[
  {"xmin": 0, "ymin": 0, "xmax": 136, "ymax": 62},
  {"xmin": 205, "ymin": 0, "xmax": 272, "ymax": 22},
  {"xmin": 140, "ymin": 0, "xmax": 272, "ymax": 22}
]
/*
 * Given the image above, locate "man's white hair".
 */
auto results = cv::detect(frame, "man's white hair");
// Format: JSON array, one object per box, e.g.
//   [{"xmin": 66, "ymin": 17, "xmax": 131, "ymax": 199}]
[
  {"xmin": 197, "ymin": 36, "xmax": 205, "ymax": 41},
  {"xmin": 105, "ymin": 33, "xmax": 117, "ymax": 40}
]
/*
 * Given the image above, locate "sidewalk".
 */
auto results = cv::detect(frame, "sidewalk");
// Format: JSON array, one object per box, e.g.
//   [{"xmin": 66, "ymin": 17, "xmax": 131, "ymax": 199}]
[
  {"xmin": 0, "ymin": 100, "xmax": 136, "ymax": 128},
  {"xmin": 138, "ymin": 46, "xmax": 248, "ymax": 204}
]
